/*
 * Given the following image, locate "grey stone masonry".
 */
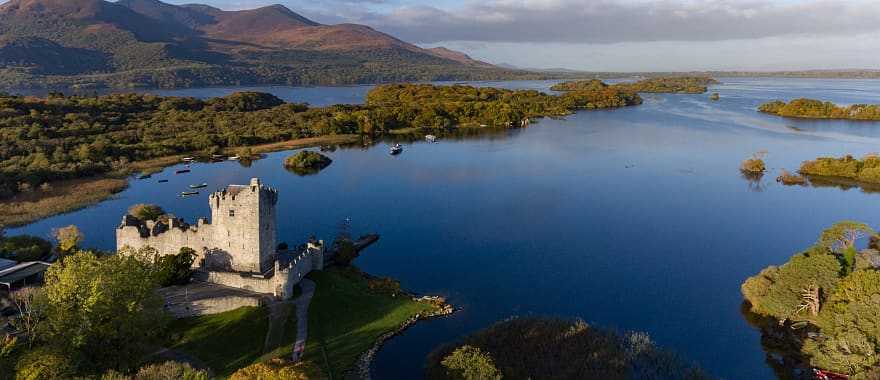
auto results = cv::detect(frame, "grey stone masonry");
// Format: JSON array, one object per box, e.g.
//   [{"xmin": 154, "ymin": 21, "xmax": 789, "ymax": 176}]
[{"xmin": 117, "ymin": 178, "xmax": 323, "ymax": 300}]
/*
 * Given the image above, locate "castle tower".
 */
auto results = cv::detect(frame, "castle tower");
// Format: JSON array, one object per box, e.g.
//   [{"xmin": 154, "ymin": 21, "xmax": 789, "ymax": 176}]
[{"xmin": 209, "ymin": 178, "xmax": 278, "ymax": 273}]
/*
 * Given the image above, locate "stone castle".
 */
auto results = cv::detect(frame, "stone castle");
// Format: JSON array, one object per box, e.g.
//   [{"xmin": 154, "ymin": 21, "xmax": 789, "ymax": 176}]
[{"xmin": 117, "ymin": 178, "xmax": 322, "ymax": 301}]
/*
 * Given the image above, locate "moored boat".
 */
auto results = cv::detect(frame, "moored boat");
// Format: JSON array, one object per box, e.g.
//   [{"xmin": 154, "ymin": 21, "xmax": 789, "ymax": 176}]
[
  {"xmin": 229, "ymin": 156, "xmax": 240, "ymax": 161},
  {"xmin": 390, "ymin": 144, "xmax": 403, "ymax": 155},
  {"xmin": 189, "ymin": 183, "xmax": 208, "ymax": 189},
  {"xmin": 180, "ymin": 191, "xmax": 199, "ymax": 197},
  {"xmin": 176, "ymin": 169, "xmax": 191, "ymax": 174},
  {"xmin": 182, "ymin": 157, "xmax": 194, "ymax": 163},
  {"xmin": 425, "ymin": 135, "xmax": 437, "ymax": 143},
  {"xmin": 158, "ymin": 179, "xmax": 169, "ymax": 183},
  {"xmin": 137, "ymin": 174, "xmax": 152, "ymax": 180}
]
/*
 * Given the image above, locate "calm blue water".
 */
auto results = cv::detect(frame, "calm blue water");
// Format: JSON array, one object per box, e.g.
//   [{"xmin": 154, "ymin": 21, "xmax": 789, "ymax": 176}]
[{"xmin": 12, "ymin": 78, "xmax": 880, "ymax": 379}]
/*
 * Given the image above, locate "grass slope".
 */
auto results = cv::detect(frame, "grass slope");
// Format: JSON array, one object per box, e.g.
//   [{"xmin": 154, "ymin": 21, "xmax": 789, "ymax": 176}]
[
  {"xmin": 304, "ymin": 267, "xmax": 437, "ymax": 378},
  {"xmin": 167, "ymin": 306, "xmax": 275, "ymax": 376}
]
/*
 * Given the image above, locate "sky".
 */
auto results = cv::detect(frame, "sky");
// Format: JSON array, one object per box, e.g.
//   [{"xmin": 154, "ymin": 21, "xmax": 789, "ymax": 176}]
[{"xmin": 109, "ymin": 1, "xmax": 880, "ymax": 71}]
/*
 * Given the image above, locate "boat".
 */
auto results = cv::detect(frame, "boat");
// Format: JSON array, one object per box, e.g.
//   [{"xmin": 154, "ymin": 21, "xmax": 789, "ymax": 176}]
[
  {"xmin": 180, "ymin": 191, "xmax": 199, "ymax": 197},
  {"xmin": 228, "ymin": 156, "xmax": 240, "ymax": 161},
  {"xmin": 137, "ymin": 174, "xmax": 152, "ymax": 180},
  {"xmin": 189, "ymin": 183, "xmax": 208, "ymax": 189},
  {"xmin": 390, "ymin": 144, "xmax": 403, "ymax": 155},
  {"xmin": 182, "ymin": 157, "xmax": 194, "ymax": 163},
  {"xmin": 176, "ymin": 169, "xmax": 191, "ymax": 174},
  {"xmin": 425, "ymin": 135, "xmax": 437, "ymax": 143},
  {"xmin": 158, "ymin": 179, "xmax": 169, "ymax": 183}
]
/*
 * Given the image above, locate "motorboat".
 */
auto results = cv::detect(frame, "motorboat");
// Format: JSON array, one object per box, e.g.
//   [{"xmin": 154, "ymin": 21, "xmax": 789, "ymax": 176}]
[
  {"xmin": 176, "ymin": 169, "xmax": 191, "ymax": 174},
  {"xmin": 425, "ymin": 135, "xmax": 437, "ymax": 143},
  {"xmin": 180, "ymin": 191, "xmax": 199, "ymax": 197},
  {"xmin": 189, "ymin": 183, "xmax": 208, "ymax": 189},
  {"xmin": 390, "ymin": 144, "xmax": 403, "ymax": 155}
]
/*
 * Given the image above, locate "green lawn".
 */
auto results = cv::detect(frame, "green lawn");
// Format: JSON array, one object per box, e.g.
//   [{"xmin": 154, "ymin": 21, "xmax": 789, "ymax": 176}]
[
  {"xmin": 303, "ymin": 267, "xmax": 438, "ymax": 378},
  {"xmin": 167, "ymin": 305, "xmax": 293, "ymax": 377}
]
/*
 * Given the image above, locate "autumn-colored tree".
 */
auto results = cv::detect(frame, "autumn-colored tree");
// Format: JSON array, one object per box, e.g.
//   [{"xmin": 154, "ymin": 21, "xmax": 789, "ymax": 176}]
[
  {"xmin": 53, "ymin": 224, "xmax": 83, "ymax": 256},
  {"xmin": 42, "ymin": 251, "xmax": 167, "ymax": 372}
]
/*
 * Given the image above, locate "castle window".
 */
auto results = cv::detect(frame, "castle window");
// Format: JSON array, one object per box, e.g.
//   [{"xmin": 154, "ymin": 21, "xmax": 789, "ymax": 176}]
[{"xmin": 229, "ymin": 210, "xmax": 235, "ymax": 217}]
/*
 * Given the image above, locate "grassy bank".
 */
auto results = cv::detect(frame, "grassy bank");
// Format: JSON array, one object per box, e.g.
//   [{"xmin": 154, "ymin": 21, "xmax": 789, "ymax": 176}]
[
  {"xmin": 0, "ymin": 177, "xmax": 127, "ymax": 227},
  {"xmin": 167, "ymin": 306, "xmax": 275, "ymax": 377},
  {"xmin": 304, "ymin": 267, "xmax": 440, "ymax": 378}
]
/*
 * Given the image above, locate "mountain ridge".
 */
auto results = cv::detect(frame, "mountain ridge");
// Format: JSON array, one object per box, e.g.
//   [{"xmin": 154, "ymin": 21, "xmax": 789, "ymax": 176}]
[{"xmin": 0, "ymin": 0, "xmax": 536, "ymax": 89}]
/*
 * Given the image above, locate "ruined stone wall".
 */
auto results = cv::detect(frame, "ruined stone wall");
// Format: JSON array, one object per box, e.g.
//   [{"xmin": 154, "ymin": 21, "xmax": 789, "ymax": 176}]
[{"xmin": 116, "ymin": 218, "xmax": 216, "ymax": 262}]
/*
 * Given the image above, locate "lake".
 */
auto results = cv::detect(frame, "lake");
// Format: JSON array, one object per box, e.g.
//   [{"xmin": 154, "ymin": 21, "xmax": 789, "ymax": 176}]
[{"xmin": 11, "ymin": 78, "xmax": 880, "ymax": 379}]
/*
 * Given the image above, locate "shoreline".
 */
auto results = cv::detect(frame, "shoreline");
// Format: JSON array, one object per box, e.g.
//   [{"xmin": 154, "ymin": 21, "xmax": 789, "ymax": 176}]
[
  {"xmin": 349, "ymin": 294, "xmax": 454, "ymax": 380},
  {"xmin": 1, "ymin": 134, "xmax": 362, "ymax": 228}
]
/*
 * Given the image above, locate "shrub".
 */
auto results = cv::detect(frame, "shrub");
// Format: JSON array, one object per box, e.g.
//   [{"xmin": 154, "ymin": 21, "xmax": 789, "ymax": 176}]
[
  {"xmin": 128, "ymin": 204, "xmax": 166, "ymax": 221},
  {"xmin": 14, "ymin": 346, "xmax": 75, "ymax": 380},
  {"xmin": 132, "ymin": 361, "xmax": 209, "ymax": 380},
  {"xmin": 740, "ymin": 158, "xmax": 765, "ymax": 174},
  {"xmin": 441, "ymin": 346, "xmax": 502, "ymax": 380},
  {"xmin": 155, "ymin": 247, "xmax": 196, "ymax": 287},
  {"xmin": 229, "ymin": 362, "xmax": 314, "ymax": 380}
]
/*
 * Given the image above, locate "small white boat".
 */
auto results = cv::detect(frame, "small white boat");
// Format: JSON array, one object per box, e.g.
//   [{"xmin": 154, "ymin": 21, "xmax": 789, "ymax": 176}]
[
  {"xmin": 229, "ymin": 156, "xmax": 241, "ymax": 161},
  {"xmin": 425, "ymin": 135, "xmax": 437, "ymax": 143},
  {"xmin": 390, "ymin": 144, "xmax": 403, "ymax": 155},
  {"xmin": 182, "ymin": 157, "xmax": 194, "ymax": 162}
]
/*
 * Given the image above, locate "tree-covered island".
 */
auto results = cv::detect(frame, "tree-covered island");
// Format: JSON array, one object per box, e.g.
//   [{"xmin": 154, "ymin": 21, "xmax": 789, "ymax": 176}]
[
  {"xmin": 550, "ymin": 76, "xmax": 718, "ymax": 94},
  {"xmin": 0, "ymin": 82, "xmax": 641, "ymax": 226},
  {"xmin": 742, "ymin": 221, "xmax": 880, "ymax": 379},
  {"xmin": 759, "ymin": 98, "xmax": 880, "ymax": 120},
  {"xmin": 284, "ymin": 151, "xmax": 333, "ymax": 176},
  {"xmin": 426, "ymin": 317, "xmax": 710, "ymax": 379}
]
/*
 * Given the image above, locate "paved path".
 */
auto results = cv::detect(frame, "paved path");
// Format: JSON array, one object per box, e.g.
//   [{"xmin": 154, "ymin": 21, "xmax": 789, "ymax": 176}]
[{"xmin": 291, "ymin": 278, "xmax": 316, "ymax": 362}]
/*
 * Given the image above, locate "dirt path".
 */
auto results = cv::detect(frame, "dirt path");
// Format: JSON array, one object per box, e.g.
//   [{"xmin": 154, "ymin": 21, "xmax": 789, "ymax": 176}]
[{"xmin": 291, "ymin": 279, "xmax": 316, "ymax": 362}]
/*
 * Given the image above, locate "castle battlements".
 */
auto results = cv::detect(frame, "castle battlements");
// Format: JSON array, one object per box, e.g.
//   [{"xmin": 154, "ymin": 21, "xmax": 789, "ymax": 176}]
[{"xmin": 116, "ymin": 178, "xmax": 322, "ymax": 302}]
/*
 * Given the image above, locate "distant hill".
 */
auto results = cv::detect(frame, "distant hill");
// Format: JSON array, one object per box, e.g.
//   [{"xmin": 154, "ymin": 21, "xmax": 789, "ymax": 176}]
[{"xmin": 0, "ymin": 0, "xmax": 537, "ymax": 89}]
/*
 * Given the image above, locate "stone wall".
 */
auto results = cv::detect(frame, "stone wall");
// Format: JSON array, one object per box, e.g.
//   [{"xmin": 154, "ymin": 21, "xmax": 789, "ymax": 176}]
[{"xmin": 165, "ymin": 295, "xmax": 265, "ymax": 318}]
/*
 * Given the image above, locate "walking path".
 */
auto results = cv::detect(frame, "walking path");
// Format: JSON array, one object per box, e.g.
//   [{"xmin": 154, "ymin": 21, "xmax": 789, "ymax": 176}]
[{"xmin": 291, "ymin": 279, "xmax": 316, "ymax": 362}]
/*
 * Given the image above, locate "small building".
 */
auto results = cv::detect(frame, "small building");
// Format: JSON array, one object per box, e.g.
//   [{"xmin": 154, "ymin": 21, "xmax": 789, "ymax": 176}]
[{"xmin": 0, "ymin": 261, "xmax": 51, "ymax": 290}]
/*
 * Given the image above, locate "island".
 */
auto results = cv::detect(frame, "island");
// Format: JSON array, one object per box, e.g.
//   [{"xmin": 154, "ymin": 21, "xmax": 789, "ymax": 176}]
[
  {"xmin": 798, "ymin": 154, "xmax": 880, "ymax": 186},
  {"xmin": 0, "ymin": 82, "xmax": 642, "ymax": 227},
  {"xmin": 425, "ymin": 317, "xmax": 709, "ymax": 379},
  {"xmin": 740, "ymin": 151, "xmax": 767, "ymax": 175},
  {"xmin": 742, "ymin": 221, "xmax": 880, "ymax": 379},
  {"xmin": 550, "ymin": 76, "xmax": 718, "ymax": 94},
  {"xmin": 758, "ymin": 99, "xmax": 880, "ymax": 120},
  {"xmin": 284, "ymin": 151, "xmax": 333, "ymax": 176}
]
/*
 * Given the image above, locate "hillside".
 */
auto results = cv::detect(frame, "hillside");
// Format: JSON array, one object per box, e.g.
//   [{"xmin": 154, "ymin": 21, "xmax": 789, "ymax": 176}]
[{"xmin": 0, "ymin": 0, "xmax": 535, "ymax": 89}]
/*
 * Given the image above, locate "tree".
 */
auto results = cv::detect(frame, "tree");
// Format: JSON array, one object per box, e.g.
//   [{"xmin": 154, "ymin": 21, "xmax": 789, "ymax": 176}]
[
  {"xmin": 53, "ymin": 225, "xmax": 83, "ymax": 256},
  {"xmin": 333, "ymin": 239, "xmax": 357, "ymax": 266},
  {"xmin": 14, "ymin": 346, "xmax": 75, "ymax": 380},
  {"xmin": 128, "ymin": 204, "xmax": 166, "ymax": 221},
  {"xmin": 42, "ymin": 251, "xmax": 167, "ymax": 372},
  {"xmin": 229, "ymin": 362, "xmax": 316, "ymax": 380},
  {"xmin": 817, "ymin": 221, "xmax": 875, "ymax": 253},
  {"xmin": 441, "ymin": 346, "xmax": 503, "ymax": 380},
  {"xmin": 155, "ymin": 247, "xmax": 196, "ymax": 287},
  {"xmin": 11, "ymin": 287, "xmax": 47, "ymax": 348}
]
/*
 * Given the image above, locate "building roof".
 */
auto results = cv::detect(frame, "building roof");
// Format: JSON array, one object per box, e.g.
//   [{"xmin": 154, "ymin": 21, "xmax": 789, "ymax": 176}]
[
  {"xmin": 0, "ymin": 258, "xmax": 16, "ymax": 271},
  {"xmin": 0, "ymin": 261, "xmax": 51, "ymax": 287}
]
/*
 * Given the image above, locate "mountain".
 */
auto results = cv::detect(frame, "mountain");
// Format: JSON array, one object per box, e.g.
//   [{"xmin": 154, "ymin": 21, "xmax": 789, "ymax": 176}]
[{"xmin": 0, "ymin": 0, "xmax": 536, "ymax": 89}]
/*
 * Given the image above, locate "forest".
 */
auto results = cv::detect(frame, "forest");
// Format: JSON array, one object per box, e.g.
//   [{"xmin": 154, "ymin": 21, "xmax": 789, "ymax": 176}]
[
  {"xmin": 742, "ymin": 221, "xmax": 880, "ymax": 378},
  {"xmin": 759, "ymin": 99, "xmax": 880, "ymax": 120},
  {"xmin": 0, "ymin": 82, "xmax": 641, "ymax": 200},
  {"xmin": 550, "ymin": 76, "xmax": 718, "ymax": 94}
]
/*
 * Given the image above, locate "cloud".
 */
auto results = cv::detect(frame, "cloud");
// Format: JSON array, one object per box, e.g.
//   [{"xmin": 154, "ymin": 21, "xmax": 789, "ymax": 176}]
[{"xmin": 345, "ymin": 0, "xmax": 880, "ymax": 44}]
